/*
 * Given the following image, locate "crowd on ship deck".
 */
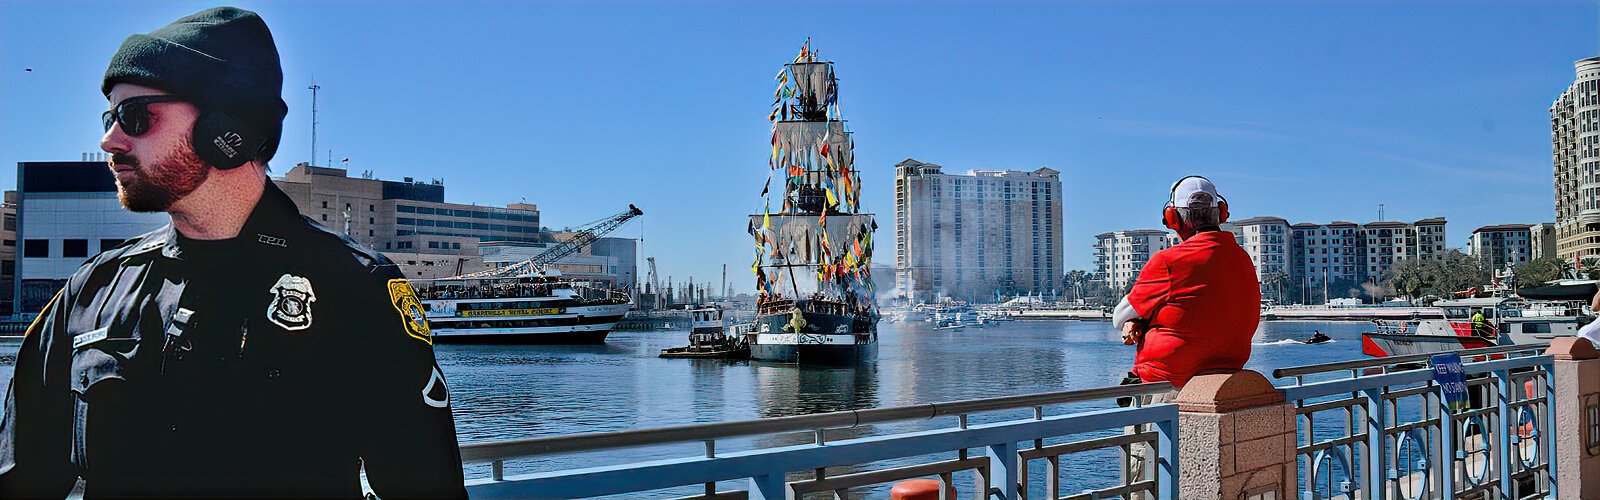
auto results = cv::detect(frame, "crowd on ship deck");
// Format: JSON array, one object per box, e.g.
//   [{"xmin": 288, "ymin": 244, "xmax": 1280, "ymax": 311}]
[{"xmin": 416, "ymin": 282, "xmax": 562, "ymax": 300}]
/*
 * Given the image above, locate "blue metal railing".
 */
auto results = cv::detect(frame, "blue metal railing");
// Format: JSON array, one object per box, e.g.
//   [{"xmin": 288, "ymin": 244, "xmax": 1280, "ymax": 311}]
[
  {"xmin": 459, "ymin": 382, "xmax": 1179, "ymax": 500},
  {"xmin": 1274, "ymin": 344, "xmax": 1556, "ymax": 500}
]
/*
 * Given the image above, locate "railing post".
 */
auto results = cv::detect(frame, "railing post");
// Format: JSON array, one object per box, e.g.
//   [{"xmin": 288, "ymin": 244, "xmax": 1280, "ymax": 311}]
[
  {"xmin": 1155, "ymin": 414, "xmax": 1180, "ymax": 499},
  {"xmin": 1494, "ymin": 369, "xmax": 1512, "ymax": 498},
  {"xmin": 748, "ymin": 473, "xmax": 787, "ymax": 500},
  {"xmin": 1172, "ymin": 370, "xmax": 1294, "ymax": 500},
  {"xmin": 987, "ymin": 441, "xmax": 1019, "ymax": 500},
  {"xmin": 1361, "ymin": 386, "xmax": 1387, "ymax": 500},
  {"xmin": 1436, "ymin": 392, "xmax": 1455, "ymax": 500},
  {"xmin": 1547, "ymin": 338, "xmax": 1600, "ymax": 498}
]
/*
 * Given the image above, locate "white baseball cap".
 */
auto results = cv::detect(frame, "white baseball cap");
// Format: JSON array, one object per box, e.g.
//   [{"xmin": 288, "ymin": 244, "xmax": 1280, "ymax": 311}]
[{"xmin": 1170, "ymin": 176, "xmax": 1223, "ymax": 208}]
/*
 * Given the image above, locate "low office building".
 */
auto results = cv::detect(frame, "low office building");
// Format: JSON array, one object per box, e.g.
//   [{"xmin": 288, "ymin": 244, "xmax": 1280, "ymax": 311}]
[
  {"xmin": 14, "ymin": 161, "xmax": 167, "ymax": 314},
  {"xmin": 479, "ymin": 236, "xmax": 638, "ymax": 288}
]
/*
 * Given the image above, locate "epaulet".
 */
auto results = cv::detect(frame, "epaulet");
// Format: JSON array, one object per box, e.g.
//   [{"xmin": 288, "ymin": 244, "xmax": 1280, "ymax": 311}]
[
  {"xmin": 297, "ymin": 215, "xmax": 391, "ymax": 271},
  {"xmin": 86, "ymin": 227, "xmax": 170, "ymax": 268}
]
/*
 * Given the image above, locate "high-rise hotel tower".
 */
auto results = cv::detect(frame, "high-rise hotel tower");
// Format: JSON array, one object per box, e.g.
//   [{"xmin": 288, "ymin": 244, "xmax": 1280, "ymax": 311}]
[{"xmin": 1553, "ymin": 57, "xmax": 1600, "ymax": 262}]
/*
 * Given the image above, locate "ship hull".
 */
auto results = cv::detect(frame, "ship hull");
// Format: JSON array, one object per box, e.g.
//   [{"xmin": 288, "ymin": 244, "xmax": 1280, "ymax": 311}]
[
  {"xmin": 748, "ymin": 309, "xmax": 877, "ymax": 364},
  {"xmin": 1361, "ymin": 332, "xmax": 1497, "ymax": 358},
  {"xmin": 750, "ymin": 341, "xmax": 876, "ymax": 364},
  {"xmin": 427, "ymin": 302, "xmax": 630, "ymax": 345},
  {"xmin": 434, "ymin": 330, "xmax": 612, "ymax": 344}
]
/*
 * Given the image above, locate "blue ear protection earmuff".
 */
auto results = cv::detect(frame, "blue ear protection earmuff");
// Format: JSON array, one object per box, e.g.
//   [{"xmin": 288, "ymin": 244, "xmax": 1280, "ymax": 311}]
[{"xmin": 1161, "ymin": 175, "xmax": 1229, "ymax": 230}]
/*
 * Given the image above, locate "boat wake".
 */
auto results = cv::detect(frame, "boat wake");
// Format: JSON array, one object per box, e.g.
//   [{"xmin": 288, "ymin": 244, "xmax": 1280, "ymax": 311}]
[{"xmin": 1252, "ymin": 339, "xmax": 1337, "ymax": 346}]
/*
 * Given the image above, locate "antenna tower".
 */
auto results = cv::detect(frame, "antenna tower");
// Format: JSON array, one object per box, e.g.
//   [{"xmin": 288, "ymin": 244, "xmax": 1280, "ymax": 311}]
[{"xmin": 308, "ymin": 83, "xmax": 321, "ymax": 165}]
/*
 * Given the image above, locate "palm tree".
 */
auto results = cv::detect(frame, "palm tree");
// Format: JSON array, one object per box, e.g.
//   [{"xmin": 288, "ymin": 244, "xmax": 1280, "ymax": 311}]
[
  {"xmin": 1065, "ymin": 270, "xmax": 1091, "ymax": 300},
  {"xmin": 1583, "ymin": 257, "xmax": 1600, "ymax": 280}
]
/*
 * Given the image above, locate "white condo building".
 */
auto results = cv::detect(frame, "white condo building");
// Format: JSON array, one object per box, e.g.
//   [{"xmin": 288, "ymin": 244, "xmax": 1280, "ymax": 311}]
[
  {"xmin": 1092, "ymin": 229, "xmax": 1177, "ymax": 291},
  {"xmin": 1224, "ymin": 216, "xmax": 1290, "ymax": 284},
  {"xmin": 1291, "ymin": 221, "xmax": 1362, "ymax": 291},
  {"xmin": 894, "ymin": 159, "xmax": 1063, "ymax": 302},
  {"xmin": 1098, "ymin": 216, "xmax": 1445, "ymax": 303},
  {"xmin": 1468, "ymin": 224, "xmax": 1535, "ymax": 271}
]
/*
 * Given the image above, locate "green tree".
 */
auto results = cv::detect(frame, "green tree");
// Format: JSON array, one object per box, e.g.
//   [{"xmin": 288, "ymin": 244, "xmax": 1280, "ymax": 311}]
[
  {"xmin": 1514, "ymin": 257, "xmax": 1563, "ymax": 287},
  {"xmin": 1425, "ymin": 250, "xmax": 1489, "ymax": 297},
  {"xmin": 1382, "ymin": 258, "xmax": 1431, "ymax": 302}
]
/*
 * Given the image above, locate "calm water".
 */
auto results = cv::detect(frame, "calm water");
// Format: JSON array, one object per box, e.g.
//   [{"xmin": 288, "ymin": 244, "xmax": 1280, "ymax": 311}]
[{"xmin": 0, "ymin": 319, "xmax": 1371, "ymax": 497}]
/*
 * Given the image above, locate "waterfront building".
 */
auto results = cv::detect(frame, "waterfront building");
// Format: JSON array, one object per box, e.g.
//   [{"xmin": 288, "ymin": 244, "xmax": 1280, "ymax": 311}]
[
  {"xmin": 1290, "ymin": 221, "xmax": 1363, "ymax": 301},
  {"xmin": 1468, "ymin": 224, "xmax": 1535, "ymax": 271},
  {"xmin": 1552, "ymin": 56, "xmax": 1600, "ymax": 262},
  {"xmin": 279, "ymin": 163, "xmax": 531, "ymax": 280},
  {"xmin": 1354, "ymin": 217, "xmax": 1446, "ymax": 284},
  {"xmin": 1092, "ymin": 229, "xmax": 1177, "ymax": 292},
  {"xmin": 1, "ymin": 191, "xmax": 16, "ymax": 316},
  {"xmin": 1530, "ymin": 222, "xmax": 1557, "ymax": 260},
  {"xmin": 1223, "ymin": 216, "xmax": 1290, "ymax": 287},
  {"xmin": 894, "ymin": 159, "xmax": 1063, "ymax": 302},
  {"xmin": 1097, "ymin": 216, "xmax": 1445, "ymax": 303},
  {"xmin": 478, "ymin": 236, "xmax": 638, "ymax": 288},
  {"xmin": 13, "ymin": 161, "xmax": 166, "ymax": 314},
  {"xmin": 274, "ymin": 163, "xmax": 543, "ymax": 250}
]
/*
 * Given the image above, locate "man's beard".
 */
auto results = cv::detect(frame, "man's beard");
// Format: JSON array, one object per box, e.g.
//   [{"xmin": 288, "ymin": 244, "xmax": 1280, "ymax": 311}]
[{"xmin": 109, "ymin": 139, "xmax": 210, "ymax": 212}]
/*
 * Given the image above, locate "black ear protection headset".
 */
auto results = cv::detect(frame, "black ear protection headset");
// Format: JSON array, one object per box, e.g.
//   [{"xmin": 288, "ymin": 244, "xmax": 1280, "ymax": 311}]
[
  {"xmin": 1160, "ymin": 175, "xmax": 1229, "ymax": 230},
  {"xmin": 191, "ymin": 107, "xmax": 267, "ymax": 170}
]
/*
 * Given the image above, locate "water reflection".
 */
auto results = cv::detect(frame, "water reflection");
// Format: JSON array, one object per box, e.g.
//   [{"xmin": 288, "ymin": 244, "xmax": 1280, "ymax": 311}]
[{"xmin": 0, "ymin": 320, "xmax": 1376, "ymax": 498}]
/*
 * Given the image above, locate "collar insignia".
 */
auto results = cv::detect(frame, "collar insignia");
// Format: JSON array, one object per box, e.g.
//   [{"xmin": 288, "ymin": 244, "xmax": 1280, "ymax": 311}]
[{"xmin": 257, "ymin": 234, "xmax": 287, "ymax": 248}]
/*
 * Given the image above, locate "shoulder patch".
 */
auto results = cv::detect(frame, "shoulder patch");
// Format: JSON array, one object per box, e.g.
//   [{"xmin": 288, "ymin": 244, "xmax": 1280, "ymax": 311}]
[{"xmin": 387, "ymin": 279, "xmax": 432, "ymax": 345}]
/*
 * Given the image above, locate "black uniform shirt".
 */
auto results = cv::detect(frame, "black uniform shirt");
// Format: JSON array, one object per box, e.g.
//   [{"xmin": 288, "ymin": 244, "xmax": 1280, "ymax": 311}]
[{"xmin": 0, "ymin": 183, "xmax": 467, "ymax": 499}]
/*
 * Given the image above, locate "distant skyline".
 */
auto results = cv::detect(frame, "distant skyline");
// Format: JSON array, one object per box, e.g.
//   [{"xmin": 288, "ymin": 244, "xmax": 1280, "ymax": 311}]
[{"xmin": 2, "ymin": 1, "xmax": 1596, "ymax": 291}]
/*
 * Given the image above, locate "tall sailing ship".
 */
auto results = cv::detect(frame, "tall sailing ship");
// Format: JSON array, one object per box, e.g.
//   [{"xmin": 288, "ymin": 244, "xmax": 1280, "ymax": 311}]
[{"xmin": 746, "ymin": 41, "xmax": 879, "ymax": 363}]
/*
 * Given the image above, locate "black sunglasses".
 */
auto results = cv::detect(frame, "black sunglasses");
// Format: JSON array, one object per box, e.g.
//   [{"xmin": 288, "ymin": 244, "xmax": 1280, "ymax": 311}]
[{"xmin": 102, "ymin": 95, "xmax": 184, "ymax": 137}]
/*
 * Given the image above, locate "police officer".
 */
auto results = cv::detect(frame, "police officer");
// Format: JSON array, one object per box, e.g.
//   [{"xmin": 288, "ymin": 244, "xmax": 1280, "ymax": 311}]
[{"xmin": 0, "ymin": 7, "xmax": 467, "ymax": 498}]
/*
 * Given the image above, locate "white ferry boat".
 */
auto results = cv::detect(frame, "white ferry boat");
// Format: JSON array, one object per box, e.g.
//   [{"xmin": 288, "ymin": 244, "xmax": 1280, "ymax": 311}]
[{"xmin": 414, "ymin": 274, "xmax": 631, "ymax": 344}]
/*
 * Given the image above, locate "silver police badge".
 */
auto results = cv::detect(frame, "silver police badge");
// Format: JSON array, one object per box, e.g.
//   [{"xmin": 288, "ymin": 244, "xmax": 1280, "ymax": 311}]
[{"xmin": 268, "ymin": 274, "xmax": 316, "ymax": 331}]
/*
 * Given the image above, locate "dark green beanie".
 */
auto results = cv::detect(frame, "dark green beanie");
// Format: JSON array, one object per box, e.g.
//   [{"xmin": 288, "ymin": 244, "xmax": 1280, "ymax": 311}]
[{"xmin": 103, "ymin": 6, "xmax": 288, "ymax": 164}]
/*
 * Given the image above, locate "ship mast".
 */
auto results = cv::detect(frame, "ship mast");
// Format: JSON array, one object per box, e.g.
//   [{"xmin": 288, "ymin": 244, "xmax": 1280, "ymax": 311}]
[{"xmin": 749, "ymin": 40, "xmax": 877, "ymax": 309}]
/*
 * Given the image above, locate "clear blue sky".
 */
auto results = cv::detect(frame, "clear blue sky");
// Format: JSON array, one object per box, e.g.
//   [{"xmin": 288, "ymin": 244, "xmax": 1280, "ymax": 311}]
[{"xmin": 1, "ymin": 1, "xmax": 1595, "ymax": 292}]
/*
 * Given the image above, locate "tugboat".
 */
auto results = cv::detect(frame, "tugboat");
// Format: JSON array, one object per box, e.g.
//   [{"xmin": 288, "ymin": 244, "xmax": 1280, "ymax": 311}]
[
  {"xmin": 746, "ymin": 40, "xmax": 878, "ymax": 364},
  {"xmin": 660, "ymin": 305, "xmax": 749, "ymax": 359}
]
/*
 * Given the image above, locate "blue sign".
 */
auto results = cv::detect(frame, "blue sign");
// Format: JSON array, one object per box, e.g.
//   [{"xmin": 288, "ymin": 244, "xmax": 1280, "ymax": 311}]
[{"xmin": 1431, "ymin": 353, "xmax": 1469, "ymax": 412}]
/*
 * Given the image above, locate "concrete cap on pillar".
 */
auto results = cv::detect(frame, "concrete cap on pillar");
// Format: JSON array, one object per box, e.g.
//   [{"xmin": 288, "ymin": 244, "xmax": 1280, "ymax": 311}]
[
  {"xmin": 1172, "ymin": 370, "xmax": 1284, "ymax": 413},
  {"xmin": 1546, "ymin": 337, "xmax": 1600, "ymax": 360}
]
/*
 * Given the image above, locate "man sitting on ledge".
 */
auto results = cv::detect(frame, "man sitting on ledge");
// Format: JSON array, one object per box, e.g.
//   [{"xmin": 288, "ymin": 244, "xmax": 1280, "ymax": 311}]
[{"xmin": 1114, "ymin": 175, "xmax": 1262, "ymax": 397}]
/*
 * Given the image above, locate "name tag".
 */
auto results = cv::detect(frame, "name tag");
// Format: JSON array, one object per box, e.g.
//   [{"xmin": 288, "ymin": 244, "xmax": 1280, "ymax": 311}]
[{"xmin": 73, "ymin": 328, "xmax": 109, "ymax": 349}]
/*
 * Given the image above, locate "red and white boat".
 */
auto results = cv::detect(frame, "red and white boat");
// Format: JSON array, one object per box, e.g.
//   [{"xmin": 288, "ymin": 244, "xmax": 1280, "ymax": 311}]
[{"xmin": 1361, "ymin": 296, "xmax": 1590, "ymax": 357}]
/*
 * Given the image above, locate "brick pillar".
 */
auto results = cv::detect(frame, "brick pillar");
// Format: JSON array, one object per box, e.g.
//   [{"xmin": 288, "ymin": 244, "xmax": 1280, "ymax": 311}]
[
  {"xmin": 1172, "ymin": 370, "xmax": 1295, "ymax": 500},
  {"xmin": 1548, "ymin": 337, "xmax": 1600, "ymax": 499}
]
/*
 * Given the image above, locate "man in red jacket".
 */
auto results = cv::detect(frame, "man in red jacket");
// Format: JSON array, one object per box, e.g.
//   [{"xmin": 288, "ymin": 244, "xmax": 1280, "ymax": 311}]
[
  {"xmin": 1114, "ymin": 175, "xmax": 1261, "ymax": 391},
  {"xmin": 1115, "ymin": 176, "xmax": 1261, "ymax": 497}
]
